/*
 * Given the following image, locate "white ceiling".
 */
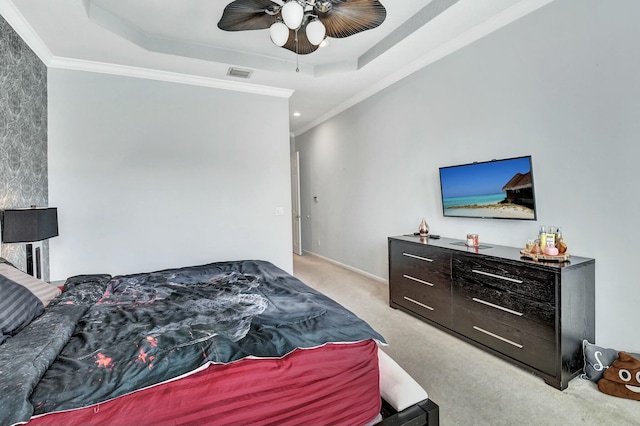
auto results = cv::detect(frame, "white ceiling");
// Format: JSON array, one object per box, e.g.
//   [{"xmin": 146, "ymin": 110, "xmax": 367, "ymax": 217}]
[{"xmin": 2, "ymin": 0, "xmax": 555, "ymax": 135}]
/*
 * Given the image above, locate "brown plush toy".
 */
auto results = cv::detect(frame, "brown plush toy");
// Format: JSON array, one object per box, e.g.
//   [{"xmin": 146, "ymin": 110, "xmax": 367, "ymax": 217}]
[{"xmin": 597, "ymin": 352, "xmax": 640, "ymax": 401}]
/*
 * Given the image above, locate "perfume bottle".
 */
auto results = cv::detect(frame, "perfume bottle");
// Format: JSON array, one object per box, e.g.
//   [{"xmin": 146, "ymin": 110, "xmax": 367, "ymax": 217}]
[
  {"xmin": 546, "ymin": 226, "xmax": 556, "ymax": 248},
  {"xmin": 539, "ymin": 226, "xmax": 547, "ymax": 250},
  {"xmin": 555, "ymin": 227, "xmax": 567, "ymax": 254}
]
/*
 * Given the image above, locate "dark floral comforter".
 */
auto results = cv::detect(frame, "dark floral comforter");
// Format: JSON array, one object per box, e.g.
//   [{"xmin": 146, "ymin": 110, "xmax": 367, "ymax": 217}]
[{"xmin": 0, "ymin": 260, "xmax": 384, "ymax": 425}]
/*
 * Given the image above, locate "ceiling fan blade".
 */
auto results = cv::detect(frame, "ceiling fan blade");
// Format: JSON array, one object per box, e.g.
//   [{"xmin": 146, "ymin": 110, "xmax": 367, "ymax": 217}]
[
  {"xmin": 319, "ymin": 0, "xmax": 387, "ymax": 38},
  {"xmin": 218, "ymin": 0, "xmax": 280, "ymax": 31},
  {"xmin": 282, "ymin": 22, "xmax": 320, "ymax": 55}
]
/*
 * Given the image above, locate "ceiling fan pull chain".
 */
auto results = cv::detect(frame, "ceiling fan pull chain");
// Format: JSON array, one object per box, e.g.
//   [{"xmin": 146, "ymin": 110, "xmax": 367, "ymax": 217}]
[{"xmin": 295, "ymin": 29, "xmax": 300, "ymax": 73}]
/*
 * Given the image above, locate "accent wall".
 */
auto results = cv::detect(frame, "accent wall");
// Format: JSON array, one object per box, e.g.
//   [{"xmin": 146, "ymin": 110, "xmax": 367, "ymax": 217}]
[{"xmin": 0, "ymin": 15, "xmax": 49, "ymax": 279}]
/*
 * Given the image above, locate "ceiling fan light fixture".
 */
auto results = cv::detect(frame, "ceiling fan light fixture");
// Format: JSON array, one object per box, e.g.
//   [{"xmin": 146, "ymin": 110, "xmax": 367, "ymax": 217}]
[
  {"xmin": 282, "ymin": 0, "xmax": 304, "ymax": 30},
  {"xmin": 306, "ymin": 19, "xmax": 326, "ymax": 46},
  {"xmin": 270, "ymin": 21, "xmax": 289, "ymax": 47},
  {"xmin": 218, "ymin": 0, "xmax": 387, "ymax": 59}
]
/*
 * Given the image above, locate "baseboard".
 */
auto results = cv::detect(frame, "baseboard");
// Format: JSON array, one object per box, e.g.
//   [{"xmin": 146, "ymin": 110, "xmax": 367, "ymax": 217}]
[{"xmin": 301, "ymin": 250, "xmax": 388, "ymax": 284}]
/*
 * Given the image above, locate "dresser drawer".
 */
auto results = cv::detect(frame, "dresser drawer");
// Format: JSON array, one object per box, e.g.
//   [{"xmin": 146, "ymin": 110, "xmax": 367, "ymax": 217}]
[
  {"xmin": 453, "ymin": 305, "xmax": 556, "ymax": 376},
  {"xmin": 391, "ymin": 278, "xmax": 451, "ymax": 327},
  {"xmin": 452, "ymin": 278, "xmax": 555, "ymax": 340},
  {"xmin": 452, "ymin": 254, "xmax": 556, "ymax": 304},
  {"xmin": 390, "ymin": 274, "xmax": 451, "ymax": 327},
  {"xmin": 390, "ymin": 241, "xmax": 451, "ymax": 287}
]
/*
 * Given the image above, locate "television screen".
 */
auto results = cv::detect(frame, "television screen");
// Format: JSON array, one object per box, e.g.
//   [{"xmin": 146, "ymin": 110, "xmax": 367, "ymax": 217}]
[{"xmin": 439, "ymin": 156, "xmax": 537, "ymax": 220}]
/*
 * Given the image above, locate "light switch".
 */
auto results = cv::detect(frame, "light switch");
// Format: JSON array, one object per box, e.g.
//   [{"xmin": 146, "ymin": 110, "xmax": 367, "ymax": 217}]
[{"xmin": 275, "ymin": 207, "xmax": 284, "ymax": 216}]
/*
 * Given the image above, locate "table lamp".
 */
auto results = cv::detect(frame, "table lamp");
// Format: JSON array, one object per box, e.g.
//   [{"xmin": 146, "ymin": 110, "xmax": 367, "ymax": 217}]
[{"xmin": 1, "ymin": 207, "xmax": 58, "ymax": 279}]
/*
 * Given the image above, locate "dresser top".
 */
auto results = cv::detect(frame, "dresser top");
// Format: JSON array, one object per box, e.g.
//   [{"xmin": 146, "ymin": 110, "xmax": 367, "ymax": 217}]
[{"xmin": 389, "ymin": 235, "xmax": 595, "ymax": 270}]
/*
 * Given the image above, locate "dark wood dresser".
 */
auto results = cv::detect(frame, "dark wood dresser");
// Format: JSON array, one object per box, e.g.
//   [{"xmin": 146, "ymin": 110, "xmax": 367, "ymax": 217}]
[{"xmin": 388, "ymin": 235, "xmax": 595, "ymax": 390}]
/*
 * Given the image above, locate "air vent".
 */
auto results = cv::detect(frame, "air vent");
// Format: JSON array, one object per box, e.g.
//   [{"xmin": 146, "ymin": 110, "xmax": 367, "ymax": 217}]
[{"xmin": 227, "ymin": 67, "xmax": 253, "ymax": 79}]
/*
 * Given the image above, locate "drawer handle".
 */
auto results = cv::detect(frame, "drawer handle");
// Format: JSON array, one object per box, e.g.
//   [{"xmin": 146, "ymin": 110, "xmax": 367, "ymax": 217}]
[
  {"xmin": 403, "ymin": 275, "xmax": 434, "ymax": 287},
  {"xmin": 404, "ymin": 296, "xmax": 434, "ymax": 311},
  {"xmin": 471, "ymin": 269, "xmax": 523, "ymax": 284},
  {"xmin": 472, "ymin": 298, "xmax": 524, "ymax": 317},
  {"xmin": 402, "ymin": 253, "xmax": 433, "ymax": 262},
  {"xmin": 473, "ymin": 326, "xmax": 523, "ymax": 349}
]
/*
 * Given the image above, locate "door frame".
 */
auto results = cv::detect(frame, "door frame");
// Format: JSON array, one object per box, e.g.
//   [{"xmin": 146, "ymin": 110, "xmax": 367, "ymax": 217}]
[{"xmin": 291, "ymin": 151, "xmax": 302, "ymax": 256}]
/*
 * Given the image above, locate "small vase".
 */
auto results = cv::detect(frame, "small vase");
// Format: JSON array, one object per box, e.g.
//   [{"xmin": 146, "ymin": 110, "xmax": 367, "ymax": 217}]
[{"xmin": 419, "ymin": 218, "xmax": 429, "ymax": 236}]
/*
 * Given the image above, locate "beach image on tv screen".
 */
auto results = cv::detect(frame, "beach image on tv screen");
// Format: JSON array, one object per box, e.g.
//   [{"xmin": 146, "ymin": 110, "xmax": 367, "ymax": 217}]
[{"xmin": 439, "ymin": 156, "xmax": 536, "ymax": 220}]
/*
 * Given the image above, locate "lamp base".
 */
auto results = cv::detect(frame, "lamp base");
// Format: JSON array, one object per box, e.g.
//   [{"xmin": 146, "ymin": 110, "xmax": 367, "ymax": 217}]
[
  {"xmin": 24, "ymin": 243, "xmax": 42, "ymax": 278},
  {"xmin": 26, "ymin": 243, "xmax": 34, "ymax": 276},
  {"xmin": 35, "ymin": 246, "xmax": 41, "ymax": 279}
]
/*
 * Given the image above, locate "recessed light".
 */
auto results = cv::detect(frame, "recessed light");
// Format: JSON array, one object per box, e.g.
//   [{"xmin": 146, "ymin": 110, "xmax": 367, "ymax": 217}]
[{"xmin": 293, "ymin": 112, "xmax": 301, "ymax": 117}]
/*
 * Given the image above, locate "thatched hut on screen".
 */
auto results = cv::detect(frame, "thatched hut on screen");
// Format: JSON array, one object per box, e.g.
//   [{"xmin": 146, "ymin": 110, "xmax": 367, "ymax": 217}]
[{"xmin": 501, "ymin": 172, "xmax": 534, "ymax": 208}]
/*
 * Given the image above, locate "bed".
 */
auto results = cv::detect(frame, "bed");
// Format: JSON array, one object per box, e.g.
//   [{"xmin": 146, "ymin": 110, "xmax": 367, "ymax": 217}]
[{"xmin": 0, "ymin": 258, "xmax": 438, "ymax": 425}]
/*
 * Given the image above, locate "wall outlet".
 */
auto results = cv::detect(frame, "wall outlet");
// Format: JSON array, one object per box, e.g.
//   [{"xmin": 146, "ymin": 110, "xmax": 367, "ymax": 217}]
[
  {"xmin": 317, "ymin": 240, "xmax": 320, "ymax": 246},
  {"xmin": 275, "ymin": 207, "xmax": 284, "ymax": 216}
]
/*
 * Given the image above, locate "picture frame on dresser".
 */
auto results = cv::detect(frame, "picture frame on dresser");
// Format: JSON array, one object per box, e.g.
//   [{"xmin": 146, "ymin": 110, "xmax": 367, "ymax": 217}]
[{"xmin": 388, "ymin": 235, "xmax": 595, "ymax": 390}]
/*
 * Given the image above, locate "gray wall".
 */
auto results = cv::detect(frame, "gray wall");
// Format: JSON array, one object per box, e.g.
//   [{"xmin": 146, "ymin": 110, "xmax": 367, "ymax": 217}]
[
  {"xmin": 0, "ymin": 15, "xmax": 49, "ymax": 279},
  {"xmin": 296, "ymin": 0, "xmax": 640, "ymax": 351},
  {"xmin": 48, "ymin": 69, "xmax": 293, "ymax": 279}
]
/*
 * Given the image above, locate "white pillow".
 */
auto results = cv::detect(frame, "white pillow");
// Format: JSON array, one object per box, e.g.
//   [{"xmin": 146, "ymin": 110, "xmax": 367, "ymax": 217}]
[
  {"xmin": 378, "ymin": 348, "xmax": 429, "ymax": 412},
  {"xmin": 0, "ymin": 264, "xmax": 61, "ymax": 307}
]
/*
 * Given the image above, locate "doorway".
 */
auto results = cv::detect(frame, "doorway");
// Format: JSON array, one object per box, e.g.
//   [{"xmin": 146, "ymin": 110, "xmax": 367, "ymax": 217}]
[{"xmin": 291, "ymin": 151, "xmax": 302, "ymax": 256}]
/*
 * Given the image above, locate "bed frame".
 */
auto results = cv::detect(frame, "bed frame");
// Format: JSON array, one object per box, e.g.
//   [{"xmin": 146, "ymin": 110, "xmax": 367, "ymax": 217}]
[{"xmin": 380, "ymin": 398, "xmax": 440, "ymax": 426}]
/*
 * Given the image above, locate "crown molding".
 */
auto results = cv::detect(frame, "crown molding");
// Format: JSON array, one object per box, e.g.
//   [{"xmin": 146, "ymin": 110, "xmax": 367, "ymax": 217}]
[
  {"xmin": 293, "ymin": 0, "xmax": 556, "ymax": 136},
  {"xmin": 48, "ymin": 57, "xmax": 294, "ymax": 98},
  {"xmin": 0, "ymin": 0, "xmax": 53, "ymax": 64},
  {"xmin": 1, "ymin": 0, "xmax": 293, "ymax": 99}
]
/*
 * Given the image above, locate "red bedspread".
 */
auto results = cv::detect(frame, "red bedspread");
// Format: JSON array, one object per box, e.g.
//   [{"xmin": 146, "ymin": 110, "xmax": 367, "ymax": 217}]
[{"xmin": 29, "ymin": 339, "xmax": 381, "ymax": 426}]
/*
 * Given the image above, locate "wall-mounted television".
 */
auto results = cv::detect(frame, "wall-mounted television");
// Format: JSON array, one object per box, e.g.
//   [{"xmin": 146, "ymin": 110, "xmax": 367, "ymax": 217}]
[{"xmin": 439, "ymin": 155, "xmax": 537, "ymax": 220}]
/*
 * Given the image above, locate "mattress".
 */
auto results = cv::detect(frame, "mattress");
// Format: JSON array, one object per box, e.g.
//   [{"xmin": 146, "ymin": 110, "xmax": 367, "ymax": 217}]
[{"xmin": 28, "ymin": 340, "xmax": 381, "ymax": 426}]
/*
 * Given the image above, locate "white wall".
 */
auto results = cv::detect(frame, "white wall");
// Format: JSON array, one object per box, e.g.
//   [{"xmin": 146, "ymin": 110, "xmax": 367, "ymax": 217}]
[
  {"xmin": 295, "ymin": 0, "xmax": 640, "ymax": 351},
  {"xmin": 48, "ymin": 69, "xmax": 293, "ymax": 279}
]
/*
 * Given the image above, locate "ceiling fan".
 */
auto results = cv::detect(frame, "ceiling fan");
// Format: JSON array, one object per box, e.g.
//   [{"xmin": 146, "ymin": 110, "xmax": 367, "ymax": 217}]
[{"xmin": 218, "ymin": 0, "xmax": 387, "ymax": 55}]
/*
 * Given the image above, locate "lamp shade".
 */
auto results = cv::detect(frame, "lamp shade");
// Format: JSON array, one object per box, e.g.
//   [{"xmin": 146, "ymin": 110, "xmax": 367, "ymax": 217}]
[
  {"xmin": 1, "ymin": 208, "xmax": 59, "ymax": 243},
  {"xmin": 282, "ymin": 0, "xmax": 304, "ymax": 29},
  {"xmin": 306, "ymin": 19, "xmax": 326, "ymax": 45},
  {"xmin": 270, "ymin": 22, "xmax": 289, "ymax": 47}
]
